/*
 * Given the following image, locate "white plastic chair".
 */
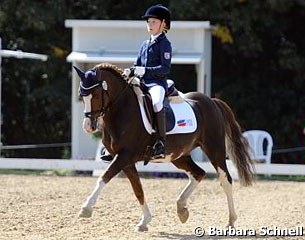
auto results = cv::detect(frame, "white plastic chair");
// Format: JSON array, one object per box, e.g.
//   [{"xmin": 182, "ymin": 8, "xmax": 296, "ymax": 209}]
[{"xmin": 242, "ymin": 130, "xmax": 273, "ymax": 164}]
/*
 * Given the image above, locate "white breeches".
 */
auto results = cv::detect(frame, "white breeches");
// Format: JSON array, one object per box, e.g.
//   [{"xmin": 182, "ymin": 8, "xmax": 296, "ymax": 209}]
[{"xmin": 148, "ymin": 85, "xmax": 165, "ymax": 112}]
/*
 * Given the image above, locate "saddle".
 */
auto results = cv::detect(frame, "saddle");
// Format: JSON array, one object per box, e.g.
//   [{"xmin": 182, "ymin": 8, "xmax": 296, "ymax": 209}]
[{"xmin": 129, "ymin": 77, "xmax": 197, "ymax": 135}]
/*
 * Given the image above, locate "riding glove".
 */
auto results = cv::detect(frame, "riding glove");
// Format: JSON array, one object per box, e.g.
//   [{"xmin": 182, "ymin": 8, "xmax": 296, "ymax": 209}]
[
  {"xmin": 123, "ymin": 66, "xmax": 146, "ymax": 78},
  {"xmin": 123, "ymin": 68, "xmax": 131, "ymax": 77},
  {"xmin": 133, "ymin": 66, "xmax": 146, "ymax": 77}
]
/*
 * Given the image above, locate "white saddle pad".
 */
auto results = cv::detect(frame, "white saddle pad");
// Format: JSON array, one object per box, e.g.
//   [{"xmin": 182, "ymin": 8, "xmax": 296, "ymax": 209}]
[{"xmin": 135, "ymin": 88, "xmax": 197, "ymax": 135}]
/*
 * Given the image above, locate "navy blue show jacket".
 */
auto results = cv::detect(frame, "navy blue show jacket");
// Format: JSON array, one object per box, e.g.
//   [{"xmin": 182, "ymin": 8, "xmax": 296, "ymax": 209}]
[{"xmin": 134, "ymin": 33, "xmax": 172, "ymax": 91}]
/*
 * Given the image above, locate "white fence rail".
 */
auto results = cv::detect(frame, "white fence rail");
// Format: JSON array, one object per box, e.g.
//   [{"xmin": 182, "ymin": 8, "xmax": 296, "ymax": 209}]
[{"xmin": 0, "ymin": 158, "xmax": 304, "ymax": 178}]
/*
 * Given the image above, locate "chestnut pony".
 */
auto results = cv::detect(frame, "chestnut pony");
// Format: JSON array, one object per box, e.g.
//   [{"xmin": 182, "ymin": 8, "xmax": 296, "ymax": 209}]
[{"xmin": 74, "ymin": 63, "xmax": 254, "ymax": 231}]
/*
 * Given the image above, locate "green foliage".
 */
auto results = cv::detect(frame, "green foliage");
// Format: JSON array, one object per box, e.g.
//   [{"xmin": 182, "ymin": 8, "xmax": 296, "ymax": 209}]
[
  {"xmin": 1, "ymin": 1, "xmax": 305, "ymax": 163},
  {"xmin": 182, "ymin": 0, "xmax": 305, "ymax": 164}
]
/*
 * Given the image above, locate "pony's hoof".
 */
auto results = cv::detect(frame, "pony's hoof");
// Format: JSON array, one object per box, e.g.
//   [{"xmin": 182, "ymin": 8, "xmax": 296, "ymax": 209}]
[
  {"xmin": 226, "ymin": 215, "xmax": 237, "ymax": 227},
  {"xmin": 177, "ymin": 207, "xmax": 189, "ymax": 223},
  {"xmin": 78, "ymin": 207, "xmax": 93, "ymax": 218},
  {"xmin": 135, "ymin": 225, "xmax": 148, "ymax": 232},
  {"xmin": 226, "ymin": 222, "xmax": 235, "ymax": 228}
]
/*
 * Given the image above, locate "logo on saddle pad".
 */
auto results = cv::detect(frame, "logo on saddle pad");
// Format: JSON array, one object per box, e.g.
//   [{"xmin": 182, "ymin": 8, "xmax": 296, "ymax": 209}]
[{"xmin": 177, "ymin": 119, "xmax": 194, "ymax": 127}]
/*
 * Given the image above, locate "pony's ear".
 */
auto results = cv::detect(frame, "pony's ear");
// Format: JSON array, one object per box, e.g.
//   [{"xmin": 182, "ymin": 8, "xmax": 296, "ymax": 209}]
[{"xmin": 73, "ymin": 66, "xmax": 85, "ymax": 79}]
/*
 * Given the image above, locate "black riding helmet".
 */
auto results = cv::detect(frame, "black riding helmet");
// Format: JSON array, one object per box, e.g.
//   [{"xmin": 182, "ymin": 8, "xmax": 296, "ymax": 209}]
[{"xmin": 142, "ymin": 4, "xmax": 171, "ymax": 30}]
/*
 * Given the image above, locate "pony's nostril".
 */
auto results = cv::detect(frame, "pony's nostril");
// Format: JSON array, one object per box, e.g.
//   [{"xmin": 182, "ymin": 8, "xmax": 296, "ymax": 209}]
[{"xmin": 91, "ymin": 119, "xmax": 98, "ymax": 131}]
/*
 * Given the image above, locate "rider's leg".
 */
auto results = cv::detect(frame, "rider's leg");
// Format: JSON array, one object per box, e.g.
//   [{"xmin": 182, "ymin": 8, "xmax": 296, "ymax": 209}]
[
  {"xmin": 154, "ymin": 108, "xmax": 166, "ymax": 158},
  {"xmin": 149, "ymin": 85, "xmax": 166, "ymax": 159}
]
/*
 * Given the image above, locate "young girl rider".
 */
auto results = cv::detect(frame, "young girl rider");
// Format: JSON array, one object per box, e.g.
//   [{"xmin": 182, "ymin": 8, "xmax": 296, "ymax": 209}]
[
  {"xmin": 101, "ymin": 4, "xmax": 172, "ymax": 161},
  {"xmin": 125, "ymin": 4, "xmax": 172, "ymax": 160}
]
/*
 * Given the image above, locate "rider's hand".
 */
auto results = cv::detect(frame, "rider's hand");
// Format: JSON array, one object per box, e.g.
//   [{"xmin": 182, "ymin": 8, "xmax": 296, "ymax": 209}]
[
  {"xmin": 123, "ymin": 66, "xmax": 145, "ymax": 78},
  {"xmin": 123, "ymin": 68, "xmax": 132, "ymax": 77},
  {"xmin": 133, "ymin": 66, "xmax": 146, "ymax": 77}
]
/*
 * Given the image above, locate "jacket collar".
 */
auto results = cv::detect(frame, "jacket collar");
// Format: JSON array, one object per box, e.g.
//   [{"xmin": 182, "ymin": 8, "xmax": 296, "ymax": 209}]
[
  {"xmin": 149, "ymin": 33, "xmax": 166, "ymax": 47},
  {"xmin": 150, "ymin": 33, "xmax": 161, "ymax": 42}
]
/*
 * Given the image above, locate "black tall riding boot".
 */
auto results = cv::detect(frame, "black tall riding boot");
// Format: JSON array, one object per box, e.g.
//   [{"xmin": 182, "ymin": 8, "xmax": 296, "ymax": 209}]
[
  {"xmin": 153, "ymin": 108, "xmax": 166, "ymax": 159},
  {"xmin": 100, "ymin": 148, "xmax": 113, "ymax": 162}
]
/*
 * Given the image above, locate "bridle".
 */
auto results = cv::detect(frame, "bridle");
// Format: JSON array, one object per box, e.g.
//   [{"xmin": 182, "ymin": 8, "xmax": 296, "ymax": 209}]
[
  {"xmin": 81, "ymin": 81, "xmax": 106, "ymax": 119},
  {"xmin": 80, "ymin": 70, "xmax": 131, "ymax": 120}
]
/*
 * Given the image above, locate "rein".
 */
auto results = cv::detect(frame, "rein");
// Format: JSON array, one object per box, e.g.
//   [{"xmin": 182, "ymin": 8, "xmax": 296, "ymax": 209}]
[
  {"xmin": 99, "ymin": 82, "xmax": 130, "ymax": 117},
  {"xmin": 83, "ymin": 73, "xmax": 131, "ymax": 118}
]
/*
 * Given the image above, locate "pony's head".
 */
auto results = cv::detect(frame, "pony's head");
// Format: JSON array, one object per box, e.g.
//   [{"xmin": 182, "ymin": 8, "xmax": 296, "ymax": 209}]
[
  {"xmin": 74, "ymin": 66, "xmax": 106, "ymax": 133},
  {"xmin": 73, "ymin": 64, "xmax": 125, "ymax": 133}
]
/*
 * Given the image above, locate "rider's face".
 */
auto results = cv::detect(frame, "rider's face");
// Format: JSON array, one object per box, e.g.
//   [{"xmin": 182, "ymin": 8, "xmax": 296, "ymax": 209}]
[{"xmin": 146, "ymin": 18, "xmax": 164, "ymax": 35}]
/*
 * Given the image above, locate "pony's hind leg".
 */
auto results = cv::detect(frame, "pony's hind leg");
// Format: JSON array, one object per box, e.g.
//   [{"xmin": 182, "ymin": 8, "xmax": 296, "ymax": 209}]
[
  {"xmin": 201, "ymin": 119, "xmax": 237, "ymax": 227},
  {"xmin": 123, "ymin": 165, "xmax": 152, "ymax": 232},
  {"xmin": 172, "ymin": 156, "xmax": 206, "ymax": 223},
  {"xmin": 217, "ymin": 166, "xmax": 237, "ymax": 227},
  {"xmin": 208, "ymin": 149, "xmax": 237, "ymax": 227}
]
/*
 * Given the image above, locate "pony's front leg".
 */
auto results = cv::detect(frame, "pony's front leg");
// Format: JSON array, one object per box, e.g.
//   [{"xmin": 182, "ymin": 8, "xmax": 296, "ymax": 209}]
[
  {"xmin": 78, "ymin": 153, "xmax": 128, "ymax": 218},
  {"xmin": 78, "ymin": 176, "xmax": 105, "ymax": 218},
  {"xmin": 123, "ymin": 165, "xmax": 152, "ymax": 232}
]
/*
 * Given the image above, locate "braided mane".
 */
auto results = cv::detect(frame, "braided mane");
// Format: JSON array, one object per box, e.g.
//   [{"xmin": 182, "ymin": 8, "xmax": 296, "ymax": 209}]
[{"xmin": 94, "ymin": 63, "xmax": 124, "ymax": 78}]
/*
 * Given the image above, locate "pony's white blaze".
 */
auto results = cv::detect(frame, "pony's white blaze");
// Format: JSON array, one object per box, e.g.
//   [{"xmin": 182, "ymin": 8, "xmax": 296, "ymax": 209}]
[
  {"xmin": 83, "ymin": 94, "xmax": 92, "ymax": 112},
  {"xmin": 82, "ymin": 94, "xmax": 92, "ymax": 132},
  {"xmin": 217, "ymin": 167, "xmax": 237, "ymax": 227}
]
